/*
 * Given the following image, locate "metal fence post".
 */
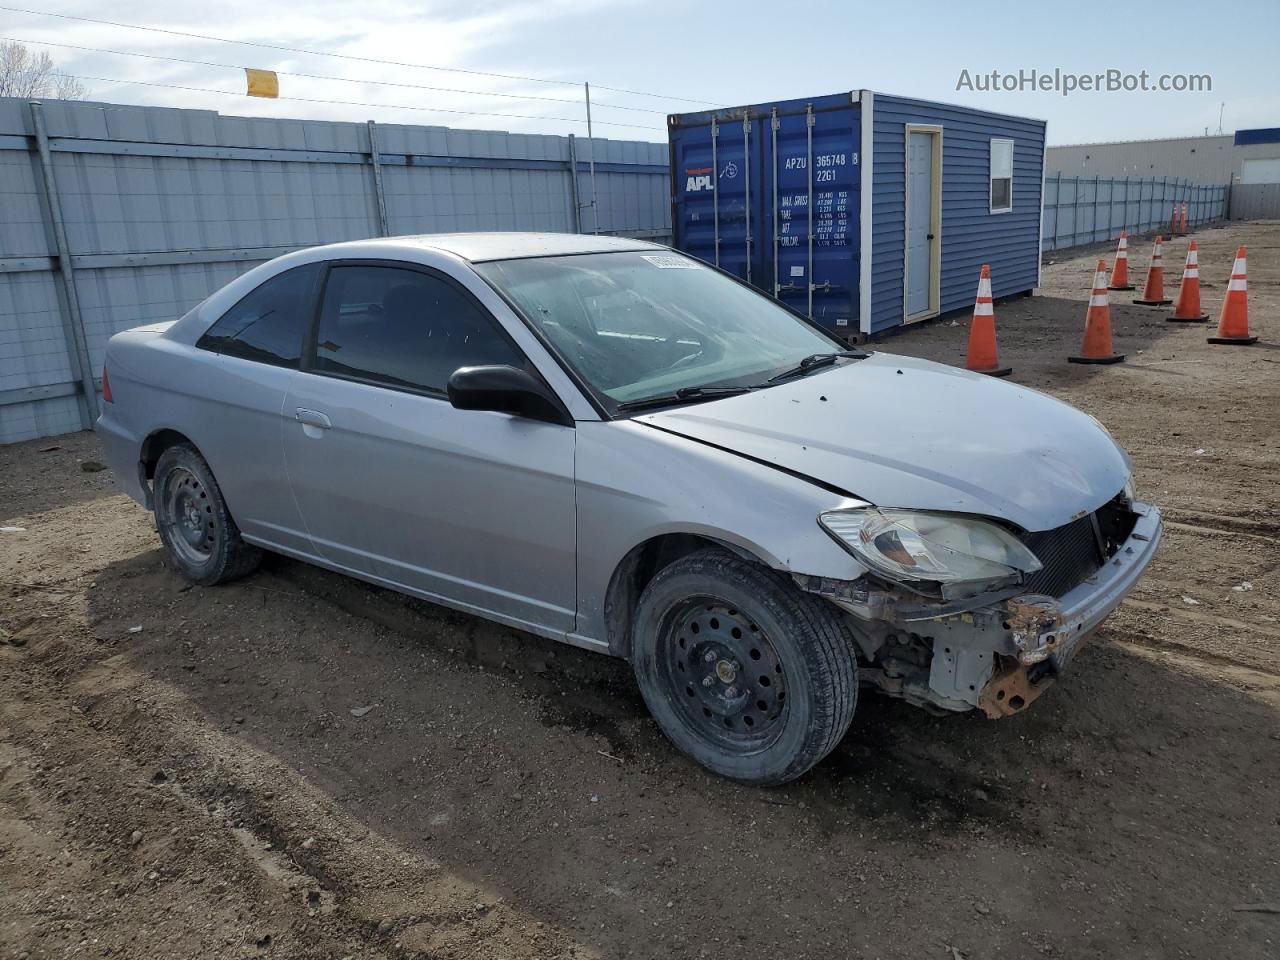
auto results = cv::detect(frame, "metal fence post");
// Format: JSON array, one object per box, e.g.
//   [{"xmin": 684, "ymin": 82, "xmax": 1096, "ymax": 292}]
[
  {"xmin": 1070, "ymin": 176, "xmax": 1079, "ymax": 248},
  {"xmin": 1042, "ymin": 171, "xmax": 1058, "ymax": 252},
  {"xmin": 367, "ymin": 121, "xmax": 390, "ymax": 237},
  {"xmin": 567, "ymin": 133, "xmax": 583, "ymax": 233},
  {"xmin": 29, "ymin": 100, "xmax": 97, "ymax": 428},
  {"xmin": 1054, "ymin": 171, "xmax": 1062, "ymax": 250},
  {"xmin": 1091, "ymin": 175, "xmax": 1100, "ymax": 242},
  {"xmin": 584, "ymin": 82, "xmax": 599, "ymax": 234}
]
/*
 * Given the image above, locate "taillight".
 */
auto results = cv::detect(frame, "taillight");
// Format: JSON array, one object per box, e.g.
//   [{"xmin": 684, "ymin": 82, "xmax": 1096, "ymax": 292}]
[{"xmin": 102, "ymin": 365, "xmax": 113, "ymax": 403}]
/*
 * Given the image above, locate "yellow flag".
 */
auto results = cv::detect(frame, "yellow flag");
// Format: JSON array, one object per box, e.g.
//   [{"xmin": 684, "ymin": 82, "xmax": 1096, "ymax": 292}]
[{"xmin": 245, "ymin": 69, "xmax": 279, "ymax": 99}]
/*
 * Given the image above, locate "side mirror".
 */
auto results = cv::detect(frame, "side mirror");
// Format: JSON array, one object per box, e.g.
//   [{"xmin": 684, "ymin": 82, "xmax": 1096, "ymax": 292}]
[{"xmin": 446, "ymin": 365, "xmax": 572, "ymax": 426}]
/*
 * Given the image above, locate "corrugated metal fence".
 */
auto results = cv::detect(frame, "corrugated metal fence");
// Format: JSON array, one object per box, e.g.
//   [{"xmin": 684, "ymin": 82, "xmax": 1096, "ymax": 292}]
[
  {"xmin": 1228, "ymin": 182, "xmax": 1280, "ymax": 220},
  {"xmin": 1041, "ymin": 172, "xmax": 1227, "ymax": 252},
  {"xmin": 0, "ymin": 97, "xmax": 669, "ymax": 444}
]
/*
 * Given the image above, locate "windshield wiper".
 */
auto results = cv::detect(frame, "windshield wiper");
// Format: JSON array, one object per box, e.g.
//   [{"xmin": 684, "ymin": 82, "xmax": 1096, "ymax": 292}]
[
  {"xmin": 616, "ymin": 385, "xmax": 754, "ymax": 413},
  {"xmin": 764, "ymin": 350, "xmax": 868, "ymax": 384}
]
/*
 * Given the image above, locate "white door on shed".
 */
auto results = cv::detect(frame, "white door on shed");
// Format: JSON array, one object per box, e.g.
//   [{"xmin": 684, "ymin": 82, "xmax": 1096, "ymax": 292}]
[{"xmin": 905, "ymin": 129, "xmax": 939, "ymax": 320}]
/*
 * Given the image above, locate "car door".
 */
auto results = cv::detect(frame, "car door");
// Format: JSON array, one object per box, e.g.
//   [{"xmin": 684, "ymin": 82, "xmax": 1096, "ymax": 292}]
[
  {"xmin": 281, "ymin": 260, "xmax": 578, "ymax": 635},
  {"xmin": 190, "ymin": 262, "xmax": 323, "ymax": 555}
]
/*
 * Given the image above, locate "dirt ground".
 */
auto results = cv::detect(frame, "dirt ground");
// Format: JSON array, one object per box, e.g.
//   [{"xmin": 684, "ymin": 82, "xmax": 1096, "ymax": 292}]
[{"xmin": 2, "ymin": 221, "xmax": 1278, "ymax": 960}]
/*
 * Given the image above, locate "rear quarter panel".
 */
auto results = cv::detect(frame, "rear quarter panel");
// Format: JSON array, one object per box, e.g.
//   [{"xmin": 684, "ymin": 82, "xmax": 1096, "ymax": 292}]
[{"xmin": 101, "ymin": 329, "xmax": 305, "ymax": 551}]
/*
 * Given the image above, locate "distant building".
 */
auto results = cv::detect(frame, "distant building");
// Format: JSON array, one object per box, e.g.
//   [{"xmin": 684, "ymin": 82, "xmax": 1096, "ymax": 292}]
[
  {"xmin": 1046, "ymin": 128, "xmax": 1280, "ymax": 185},
  {"xmin": 1233, "ymin": 128, "xmax": 1280, "ymax": 184}
]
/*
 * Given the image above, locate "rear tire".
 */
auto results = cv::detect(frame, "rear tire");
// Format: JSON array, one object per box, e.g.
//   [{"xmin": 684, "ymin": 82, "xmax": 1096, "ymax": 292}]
[
  {"xmin": 631, "ymin": 548, "xmax": 858, "ymax": 785},
  {"xmin": 153, "ymin": 444, "xmax": 261, "ymax": 585}
]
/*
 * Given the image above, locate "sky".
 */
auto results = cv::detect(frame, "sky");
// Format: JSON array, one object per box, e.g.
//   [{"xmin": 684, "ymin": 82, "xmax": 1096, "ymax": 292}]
[{"xmin": 2, "ymin": 0, "xmax": 1277, "ymax": 146}]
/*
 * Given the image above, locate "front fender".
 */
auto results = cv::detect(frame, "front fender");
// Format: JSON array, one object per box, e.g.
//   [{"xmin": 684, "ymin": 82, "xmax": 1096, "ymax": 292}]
[{"xmin": 574, "ymin": 420, "xmax": 869, "ymax": 649}]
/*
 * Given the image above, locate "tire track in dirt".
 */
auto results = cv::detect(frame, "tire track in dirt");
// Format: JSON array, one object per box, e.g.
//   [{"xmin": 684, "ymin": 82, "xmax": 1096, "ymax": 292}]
[{"xmin": 1, "ymin": 633, "xmax": 600, "ymax": 960}]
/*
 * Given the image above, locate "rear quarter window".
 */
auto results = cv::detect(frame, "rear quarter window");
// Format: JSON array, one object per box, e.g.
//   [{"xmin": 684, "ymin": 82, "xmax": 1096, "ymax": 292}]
[{"xmin": 196, "ymin": 263, "xmax": 321, "ymax": 367}]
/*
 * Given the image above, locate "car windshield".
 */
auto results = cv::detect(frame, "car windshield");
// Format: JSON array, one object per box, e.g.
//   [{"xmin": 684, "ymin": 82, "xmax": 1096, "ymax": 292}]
[{"xmin": 475, "ymin": 251, "xmax": 848, "ymax": 410}]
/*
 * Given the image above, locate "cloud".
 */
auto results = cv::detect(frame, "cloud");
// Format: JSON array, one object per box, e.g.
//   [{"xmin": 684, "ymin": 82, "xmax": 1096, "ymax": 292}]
[{"xmin": 1, "ymin": 0, "xmax": 665, "ymax": 138}]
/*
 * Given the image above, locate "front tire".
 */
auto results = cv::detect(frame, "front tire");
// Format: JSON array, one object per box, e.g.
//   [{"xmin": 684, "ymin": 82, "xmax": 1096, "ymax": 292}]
[
  {"xmin": 631, "ymin": 548, "xmax": 858, "ymax": 785},
  {"xmin": 153, "ymin": 444, "xmax": 261, "ymax": 585}
]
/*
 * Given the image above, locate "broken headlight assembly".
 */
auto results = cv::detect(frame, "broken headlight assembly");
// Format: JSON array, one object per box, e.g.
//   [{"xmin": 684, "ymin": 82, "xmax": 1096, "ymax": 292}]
[{"xmin": 818, "ymin": 508, "xmax": 1043, "ymax": 596}]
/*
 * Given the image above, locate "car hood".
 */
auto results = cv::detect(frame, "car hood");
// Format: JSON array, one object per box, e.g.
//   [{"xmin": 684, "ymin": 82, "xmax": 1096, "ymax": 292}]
[{"xmin": 635, "ymin": 352, "xmax": 1131, "ymax": 532}]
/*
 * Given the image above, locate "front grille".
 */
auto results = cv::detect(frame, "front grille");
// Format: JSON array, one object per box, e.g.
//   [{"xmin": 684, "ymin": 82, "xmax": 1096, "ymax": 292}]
[
  {"xmin": 1021, "ymin": 515, "xmax": 1103, "ymax": 598},
  {"xmin": 1018, "ymin": 492, "xmax": 1140, "ymax": 599}
]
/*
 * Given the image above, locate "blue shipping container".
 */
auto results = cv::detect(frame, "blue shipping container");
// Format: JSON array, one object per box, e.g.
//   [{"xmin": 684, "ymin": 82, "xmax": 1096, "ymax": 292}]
[{"xmin": 669, "ymin": 90, "xmax": 1046, "ymax": 338}]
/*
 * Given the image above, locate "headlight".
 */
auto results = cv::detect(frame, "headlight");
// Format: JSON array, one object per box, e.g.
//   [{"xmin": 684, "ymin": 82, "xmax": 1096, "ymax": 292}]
[
  {"xmin": 1123, "ymin": 475, "xmax": 1138, "ymax": 504},
  {"xmin": 819, "ymin": 508, "xmax": 1043, "ymax": 590}
]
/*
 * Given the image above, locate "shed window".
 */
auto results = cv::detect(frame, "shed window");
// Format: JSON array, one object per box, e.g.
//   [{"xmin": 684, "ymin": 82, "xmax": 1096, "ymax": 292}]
[{"xmin": 990, "ymin": 139, "xmax": 1014, "ymax": 213}]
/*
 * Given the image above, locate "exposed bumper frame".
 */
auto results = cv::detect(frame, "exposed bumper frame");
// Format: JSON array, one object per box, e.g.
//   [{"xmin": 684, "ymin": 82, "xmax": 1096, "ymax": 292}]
[{"xmin": 978, "ymin": 500, "xmax": 1163, "ymax": 716}]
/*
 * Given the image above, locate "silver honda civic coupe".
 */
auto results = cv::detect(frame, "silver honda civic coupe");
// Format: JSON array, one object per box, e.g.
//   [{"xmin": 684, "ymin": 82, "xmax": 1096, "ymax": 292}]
[{"xmin": 97, "ymin": 233, "xmax": 1162, "ymax": 784}]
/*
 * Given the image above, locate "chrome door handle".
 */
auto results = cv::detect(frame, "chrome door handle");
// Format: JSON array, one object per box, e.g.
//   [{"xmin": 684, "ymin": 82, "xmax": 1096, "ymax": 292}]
[{"xmin": 295, "ymin": 407, "xmax": 331, "ymax": 429}]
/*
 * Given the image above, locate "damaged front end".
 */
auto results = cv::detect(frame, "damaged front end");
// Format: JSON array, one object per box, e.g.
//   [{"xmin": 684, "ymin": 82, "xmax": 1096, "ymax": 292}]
[{"xmin": 795, "ymin": 496, "xmax": 1163, "ymax": 718}]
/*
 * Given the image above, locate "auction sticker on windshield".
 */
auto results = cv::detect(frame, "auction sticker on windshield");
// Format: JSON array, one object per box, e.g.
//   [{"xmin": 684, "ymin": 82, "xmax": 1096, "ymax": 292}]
[{"xmin": 641, "ymin": 255, "xmax": 696, "ymax": 269}]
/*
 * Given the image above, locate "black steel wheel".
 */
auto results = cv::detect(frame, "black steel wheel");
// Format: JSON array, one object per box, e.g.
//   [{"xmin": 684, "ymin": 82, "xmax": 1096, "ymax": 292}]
[
  {"xmin": 631, "ymin": 548, "xmax": 858, "ymax": 785},
  {"xmin": 157, "ymin": 464, "xmax": 217, "ymax": 567},
  {"xmin": 661, "ymin": 599, "xmax": 788, "ymax": 751},
  {"xmin": 153, "ymin": 443, "xmax": 261, "ymax": 586}
]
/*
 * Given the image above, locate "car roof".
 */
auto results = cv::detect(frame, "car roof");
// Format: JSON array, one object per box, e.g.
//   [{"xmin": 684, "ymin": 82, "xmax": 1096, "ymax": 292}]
[{"xmin": 334, "ymin": 232, "xmax": 668, "ymax": 263}]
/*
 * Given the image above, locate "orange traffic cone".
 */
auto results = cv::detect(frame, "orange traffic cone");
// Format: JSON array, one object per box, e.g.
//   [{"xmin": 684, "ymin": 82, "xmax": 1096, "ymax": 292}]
[
  {"xmin": 965, "ymin": 264, "xmax": 1011, "ymax": 377},
  {"xmin": 1208, "ymin": 246, "xmax": 1258, "ymax": 345},
  {"xmin": 1108, "ymin": 231, "xmax": 1135, "ymax": 291},
  {"xmin": 1070, "ymin": 260, "xmax": 1125, "ymax": 365},
  {"xmin": 1134, "ymin": 236, "xmax": 1172, "ymax": 306},
  {"xmin": 1167, "ymin": 240, "xmax": 1209, "ymax": 322},
  {"xmin": 1180, "ymin": 203, "xmax": 1189, "ymax": 235}
]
